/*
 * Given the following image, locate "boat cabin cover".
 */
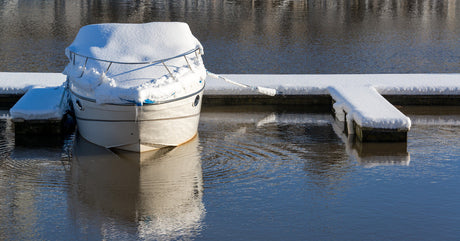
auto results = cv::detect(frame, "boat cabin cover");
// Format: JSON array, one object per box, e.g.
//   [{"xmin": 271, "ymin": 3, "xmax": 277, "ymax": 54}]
[{"xmin": 64, "ymin": 22, "xmax": 206, "ymax": 105}]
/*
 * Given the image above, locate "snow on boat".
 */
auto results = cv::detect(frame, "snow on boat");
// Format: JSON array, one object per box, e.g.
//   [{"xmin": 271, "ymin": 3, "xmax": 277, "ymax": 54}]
[{"xmin": 64, "ymin": 22, "xmax": 206, "ymax": 152}]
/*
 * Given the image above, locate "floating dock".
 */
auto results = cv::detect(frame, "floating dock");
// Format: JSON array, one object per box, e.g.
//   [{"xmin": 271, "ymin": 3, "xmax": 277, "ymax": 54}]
[
  {"xmin": 9, "ymin": 86, "xmax": 69, "ymax": 135},
  {"xmin": 0, "ymin": 73, "xmax": 72, "ymax": 143},
  {"xmin": 329, "ymin": 85, "xmax": 410, "ymax": 142},
  {"xmin": 204, "ymin": 74, "xmax": 460, "ymax": 142},
  {"xmin": 1, "ymin": 72, "xmax": 459, "ymax": 143}
]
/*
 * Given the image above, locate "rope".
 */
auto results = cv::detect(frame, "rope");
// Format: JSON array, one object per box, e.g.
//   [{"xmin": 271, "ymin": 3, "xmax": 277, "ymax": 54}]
[{"xmin": 206, "ymin": 71, "xmax": 277, "ymax": 96}]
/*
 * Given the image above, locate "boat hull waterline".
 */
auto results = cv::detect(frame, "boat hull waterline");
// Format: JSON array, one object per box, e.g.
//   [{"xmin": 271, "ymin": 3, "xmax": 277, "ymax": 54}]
[{"xmin": 70, "ymin": 89, "xmax": 204, "ymax": 152}]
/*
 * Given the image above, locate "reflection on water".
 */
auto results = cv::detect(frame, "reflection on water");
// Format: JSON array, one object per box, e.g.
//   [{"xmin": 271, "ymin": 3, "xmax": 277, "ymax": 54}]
[
  {"xmin": 0, "ymin": 0, "xmax": 459, "ymax": 73},
  {"xmin": 1, "ymin": 107, "xmax": 460, "ymax": 239},
  {"xmin": 70, "ymin": 135, "xmax": 204, "ymax": 240},
  {"xmin": 199, "ymin": 107, "xmax": 352, "ymax": 194},
  {"xmin": 0, "ymin": 127, "xmax": 70, "ymax": 240},
  {"xmin": 331, "ymin": 120, "xmax": 410, "ymax": 167},
  {"xmin": 0, "ymin": 118, "xmax": 14, "ymax": 159},
  {"xmin": 1, "ymin": 0, "xmax": 460, "ymax": 238}
]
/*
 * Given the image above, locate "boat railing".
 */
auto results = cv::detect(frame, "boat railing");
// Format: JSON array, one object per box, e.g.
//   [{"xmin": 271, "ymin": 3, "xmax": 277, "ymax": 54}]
[{"xmin": 68, "ymin": 47, "xmax": 202, "ymax": 79}]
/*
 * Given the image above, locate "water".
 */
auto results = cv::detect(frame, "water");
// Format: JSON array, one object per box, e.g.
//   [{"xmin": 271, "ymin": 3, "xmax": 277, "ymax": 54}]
[
  {"xmin": 1, "ymin": 0, "xmax": 460, "ymax": 240},
  {"xmin": 1, "ymin": 106, "xmax": 460, "ymax": 240},
  {"xmin": 0, "ymin": 0, "xmax": 459, "ymax": 73}
]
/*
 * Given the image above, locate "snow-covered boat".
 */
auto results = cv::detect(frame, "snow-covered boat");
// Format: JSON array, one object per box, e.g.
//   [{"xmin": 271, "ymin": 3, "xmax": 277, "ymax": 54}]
[{"xmin": 64, "ymin": 22, "xmax": 206, "ymax": 152}]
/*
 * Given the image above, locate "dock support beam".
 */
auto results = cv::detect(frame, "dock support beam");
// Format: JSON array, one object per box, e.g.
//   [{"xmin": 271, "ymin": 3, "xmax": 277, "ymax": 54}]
[
  {"xmin": 13, "ymin": 114, "xmax": 75, "ymax": 146},
  {"xmin": 353, "ymin": 122, "xmax": 407, "ymax": 142}
]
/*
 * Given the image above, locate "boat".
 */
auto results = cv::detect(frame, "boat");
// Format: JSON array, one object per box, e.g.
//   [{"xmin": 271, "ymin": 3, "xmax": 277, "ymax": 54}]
[{"xmin": 63, "ymin": 22, "xmax": 206, "ymax": 152}]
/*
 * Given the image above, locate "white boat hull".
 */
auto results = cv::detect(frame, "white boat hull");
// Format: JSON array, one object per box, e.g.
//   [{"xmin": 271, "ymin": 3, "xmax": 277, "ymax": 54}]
[{"xmin": 70, "ymin": 90, "xmax": 203, "ymax": 152}]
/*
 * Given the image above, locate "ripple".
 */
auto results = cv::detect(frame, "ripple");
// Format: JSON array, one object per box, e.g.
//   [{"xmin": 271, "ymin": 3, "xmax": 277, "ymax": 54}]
[
  {"xmin": 199, "ymin": 110, "xmax": 354, "ymax": 193},
  {"xmin": 0, "ymin": 119, "xmax": 15, "ymax": 159},
  {"xmin": 200, "ymin": 126, "xmax": 301, "ymax": 189},
  {"xmin": 0, "ymin": 118, "xmax": 72, "ymax": 190},
  {"xmin": 1, "ymin": 148, "xmax": 71, "ymax": 190}
]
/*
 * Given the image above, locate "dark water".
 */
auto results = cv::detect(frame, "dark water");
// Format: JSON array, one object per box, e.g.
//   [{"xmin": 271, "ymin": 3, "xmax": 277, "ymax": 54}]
[
  {"xmin": 0, "ymin": 0, "xmax": 459, "ymax": 73},
  {"xmin": 1, "ymin": 0, "xmax": 460, "ymax": 240}
]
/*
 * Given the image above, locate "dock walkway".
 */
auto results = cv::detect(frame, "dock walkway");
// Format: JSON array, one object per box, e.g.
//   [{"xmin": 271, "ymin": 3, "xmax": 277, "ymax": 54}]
[
  {"xmin": 1, "ymin": 72, "xmax": 459, "ymax": 142},
  {"xmin": 204, "ymin": 73, "xmax": 459, "ymax": 141},
  {"xmin": 329, "ymin": 85, "xmax": 410, "ymax": 142},
  {"xmin": 10, "ymin": 86, "xmax": 68, "ymax": 121}
]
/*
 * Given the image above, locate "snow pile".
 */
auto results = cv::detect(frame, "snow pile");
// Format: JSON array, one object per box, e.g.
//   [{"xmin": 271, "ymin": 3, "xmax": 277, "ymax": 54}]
[
  {"xmin": 10, "ymin": 86, "xmax": 68, "ymax": 120},
  {"xmin": 329, "ymin": 85, "xmax": 411, "ymax": 133},
  {"xmin": 64, "ymin": 22, "xmax": 206, "ymax": 105}
]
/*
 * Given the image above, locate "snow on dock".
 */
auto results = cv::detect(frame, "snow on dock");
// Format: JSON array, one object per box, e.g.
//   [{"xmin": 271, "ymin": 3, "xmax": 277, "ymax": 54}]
[
  {"xmin": 1, "ymin": 72, "xmax": 459, "ymax": 142},
  {"xmin": 204, "ymin": 74, "xmax": 460, "ymax": 95},
  {"xmin": 0, "ymin": 72, "xmax": 66, "ymax": 95},
  {"xmin": 329, "ymin": 85, "xmax": 411, "ymax": 141},
  {"xmin": 9, "ymin": 85, "xmax": 71, "ymax": 138},
  {"xmin": 0, "ymin": 72, "xmax": 66, "ymax": 108},
  {"xmin": 2, "ymin": 72, "xmax": 458, "ymax": 97},
  {"xmin": 0, "ymin": 72, "xmax": 68, "ymax": 137},
  {"xmin": 10, "ymin": 86, "xmax": 68, "ymax": 120},
  {"xmin": 205, "ymin": 73, "xmax": 459, "ymax": 142}
]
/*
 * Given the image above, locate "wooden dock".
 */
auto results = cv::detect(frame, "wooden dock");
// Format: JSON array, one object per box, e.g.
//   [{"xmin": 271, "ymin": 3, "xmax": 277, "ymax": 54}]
[
  {"xmin": 204, "ymin": 74, "xmax": 460, "ymax": 142},
  {"xmin": 8, "ymin": 85, "xmax": 74, "ymax": 143},
  {"xmin": 1, "ymin": 72, "xmax": 459, "ymax": 143}
]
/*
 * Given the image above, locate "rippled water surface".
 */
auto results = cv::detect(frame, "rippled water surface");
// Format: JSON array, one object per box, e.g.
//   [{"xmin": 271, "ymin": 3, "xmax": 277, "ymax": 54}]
[
  {"xmin": 1, "ymin": 0, "xmax": 460, "ymax": 240},
  {"xmin": 1, "ymin": 106, "xmax": 460, "ymax": 240},
  {"xmin": 0, "ymin": 0, "xmax": 459, "ymax": 73}
]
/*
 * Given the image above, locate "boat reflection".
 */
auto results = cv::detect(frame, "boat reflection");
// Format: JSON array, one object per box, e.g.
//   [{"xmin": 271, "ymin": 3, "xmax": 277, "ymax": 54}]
[{"xmin": 69, "ymin": 135, "xmax": 205, "ymax": 240}]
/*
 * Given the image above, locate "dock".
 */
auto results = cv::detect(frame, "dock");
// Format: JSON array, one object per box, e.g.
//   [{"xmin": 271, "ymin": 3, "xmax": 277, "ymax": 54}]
[
  {"xmin": 204, "ymin": 73, "xmax": 460, "ymax": 142},
  {"xmin": 1, "ymin": 72, "xmax": 459, "ymax": 143},
  {"xmin": 10, "ymin": 86, "xmax": 69, "ymax": 135},
  {"xmin": 329, "ymin": 85, "xmax": 410, "ymax": 142},
  {"xmin": 0, "ymin": 72, "xmax": 72, "ymax": 143}
]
